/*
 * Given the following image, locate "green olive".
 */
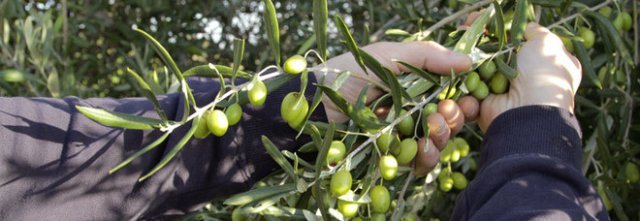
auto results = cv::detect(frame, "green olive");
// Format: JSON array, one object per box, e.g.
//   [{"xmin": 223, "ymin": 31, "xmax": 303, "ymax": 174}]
[
  {"xmin": 452, "ymin": 172, "xmax": 468, "ymax": 190},
  {"xmin": 465, "ymin": 71, "xmax": 481, "ymax": 92},
  {"xmin": 330, "ymin": 170, "xmax": 352, "ymax": 196},
  {"xmin": 560, "ymin": 37, "xmax": 574, "ymax": 53},
  {"xmin": 396, "ymin": 138, "xmax": 418, "ymax": 164},
  {"xmin": 597, "ymin": 185, "xmax": 613, "ymax": 211},
  {"xmin": 370, "ymin": 185, "xmax": 391, "ymax": 213},
  {"xmin": 621, "ymin": 12, "xmax": 632, "ymax": 31},
  {"xmin": 327, "ymin": 141, "xmax": 347, "ymax": 166},
  {"xmin": 379, "ymin": 155, "xmax": 399, "ymax": 180},
  {"xmin": 490, "ymin": 73, "xmax": 508, "ymax": 94},
  {"xmin": 439, "ymin": 175, "xmax": 454, "ymax": 192},
  {"xmin": 338, "ymin": 198, "xmax": 360, "ymax": 219},
  {"xmin": 599, "ymin": 6, "xmax": 612, "ymax": 18},
  {"xmin": 206, "ymin": 109, "xmax": 229, "ymax": 137},
  {"xmin": 0, "ymin": 69, "xmax": 26, "ymax": 82},
  {"xmin": 281, "ymin": 92, "xmax": 309, "ymax": 129},
  {"xmin": 422, "ymin": 103, "xmax": 438, "ymax": 116},
  {"xmin": 376, "ymin": 131, "xmax": 398, "ymax": 153},
  {"xmin": 193, "ymin": 115, "xmax": 211, "ymax": 139},
  {"xmin": 283, "ymin": 55, "xmax": 307, "ymax": 74},
  {"xmin": 371, "ymin": 213, "xmax": 386, "ymax": 221},
  {"xmin": 231, "ymin": 208, "xmax": 249, "ymax": 221},
  {"xmin": 401, "ymin": 214, "xmax": 417, "ymax": 221},
  {"xmin": 438, "ymin": 85, "xmax": 457, "ymax": 100},
  {"xmin": 478, "ymin": 60, "xmax": 496, "ymax": 80},
  {"xmin": 225, "ymin": 103, "xmax": 243, "ymax": 126},
  {"xmin": 472, "ymin": 81, "xmax": 489, "ymax": 100},
  {"xmin": 248, "ymin": 80, "xmax": 267, "ymax": 107},
  {"xmin": 578, "ymin": 27, "xmax": 595, "ymax": 49},
  {"xmin": 397, "ymin": 110, "xmax": 415, "ymax": 136},
  {"xmin": 613, "ymin": 14, "xmax": 624, "ymax": 33},
  {"xmin": 468, "ymin": 158, "xmax": 478, "ymax": 171},
  {"xmin": 440, "ymin": 142, "xmax": 456, "ymax": 163},
  {"xmin": 625, "ymin": 162, "xmax": 639, "ymax": 184},
  {"xmin": 453, "ymin": 137, "xmax": 470, "ymax": 157}
]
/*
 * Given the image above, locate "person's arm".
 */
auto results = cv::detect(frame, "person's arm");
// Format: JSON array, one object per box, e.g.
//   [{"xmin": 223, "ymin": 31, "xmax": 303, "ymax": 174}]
[
  {"xmin": 451, "ymin": 23, "xmax": 609, "ymax": 220},
  {"xmin": 0, "ymin": 72, "xmax": 325, "ymax": 220}
]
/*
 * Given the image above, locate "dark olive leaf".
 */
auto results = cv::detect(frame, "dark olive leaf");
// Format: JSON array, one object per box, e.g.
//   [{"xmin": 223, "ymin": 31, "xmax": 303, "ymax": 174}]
[
  {"xmin": 134, "ymin": 28, "xmax": 183, "ymax": 81},
  {"xmin": 224, "ymin": 183, "xmax": 296, "ymax": 206},
  {"xmin": 183, "ymin": 65, "xmax": 251, "ymax": 79},
  {"xmin": 76, "ymin": 105, "xmax": 165, "ymax": 130},
  {"xmin": 313, "ymin": 0, "xmax": 328, "ymax": 60},
  {"xmin": 585, "ymin": 11, "xmax": 633, "ymax": 65},
  {"xmin": 232, "ymin": 38, "xmax": 246, "ymax": 84},
  {"xmin": 530, "ymin": 0, "xmax": 562, "ymax": 7},
  {"xmin": 394, "ymin": 60, "xmax": 440, "ymax": 85},
  {"xmin": 572, "ymin": 39, "xmax": 602, "ymax": 89},
  {"xmin": 262, "ymin": 136, "xmax": 298, "ymax": 181},
  {"xmin": 262, "ymin": 0, "xmax": 281, "ymax": 66},
  {"xmin": 492, "ymin": 0, "xmax": 506, "ymax": 49},
  {"xmin": 138, "ymin": 115, "xmax": 200, "ymax": 181},
  {"xmin": 126, "ymin": 68, "xmax": 168, "ymax": 121},
  {"xmin": 360, "ymin": 51, "xmax": 411, "ymax": 117},
  {"xmin": 334, "ymin": 15, "xmax": 368, "ymax": 75},
  {"xmin": 511, "ymin": 0, "xmax": 528, "ymax": 47},
  {"xmin": 297, "ymin": 75, "xmax": 325, "ymax": 137},
  {"xmin": 109, "ymin": 132, "xmax": 170, "ymax": 174},
  {"xmin": 316, "ymin": 85, "xmax": 352, "ymax": 114},
  {"xmin": 494, "ymin": 58, "xmax": 519, "ymax": 80},
  {"xmin": 315, "ymin": 122, "xmax": 335, "ymax": 176}
]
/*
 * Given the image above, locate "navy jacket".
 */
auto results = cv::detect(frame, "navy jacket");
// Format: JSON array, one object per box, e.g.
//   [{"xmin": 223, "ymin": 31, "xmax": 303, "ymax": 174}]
[{"xmin": 0, "ymin": 75, "xmax": 609, "ymax": 220}]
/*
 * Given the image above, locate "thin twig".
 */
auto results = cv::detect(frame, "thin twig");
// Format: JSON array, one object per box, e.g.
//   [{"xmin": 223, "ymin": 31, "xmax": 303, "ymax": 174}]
[
  {"xmin": 391, "ymin": 173, "xmax": 415, "ymax": 221},
  {"xmin": 415, "ymin": 0, "xmax": 494, "ymax": 40}
]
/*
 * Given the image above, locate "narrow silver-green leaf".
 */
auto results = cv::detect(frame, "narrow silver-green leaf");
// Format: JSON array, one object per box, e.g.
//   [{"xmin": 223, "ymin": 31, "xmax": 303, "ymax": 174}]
[
  {"xmin": 492, "ymin": 0, "xmax": 506, "ymax": 49},
  {"xmin": 262, "ymin": 0, "xmax": 281, "ymax": 66},
  {"xmin": 313, "ymin": 0, "xmax": 328, "ymax": 60},
  {"xmin": 134, "ymin": 28, "xmax": 183, "ymax": 81},
  {"xmin": 262, "ymin": 136, "xmax": 298, "ymax": 181},
  {"xmin": 183, "ymin": 65, "xmax": 251, "ymax": 79},
  {"xmin": 126, "ymin": 68, "xmax": 168, "ymax": 121},
  {"xmin": 232, "ymin": 38, "xmax": 245, "ymax": 84},
  {"xmin": 316, "ymin": 85, "xmax": 351, "ymax": 114},
  {"xmin": 224, "ymin": 183, "xmax": 296, "ymax": 206},
  {"xmin": 334, "ymin": 15, "xmax": 368, "ymax": 75},
  {"xmin": 454, "ymin": 5, "xmax": 495, "ymax": 54},
  {"xmin": 511, "ymin": 0, "xmax": 528, "ymax": 47},
  {"xmin": 76, "ymin": 105, "xmax": 164, "ymax": 130},
  {"xmin": 394, "ymin": 60, "xmax": 440, "ymax": 85},
  {"xmin": 109, "ymin": 132, "xmax": 171, "ymax": 174},
  {"xmin": 494, "ymin": 58, "xmax": 519, "ymax": 80},
  {"xmin": 138, "ymin": 116, "xmax": 200, "ymax": 181}
]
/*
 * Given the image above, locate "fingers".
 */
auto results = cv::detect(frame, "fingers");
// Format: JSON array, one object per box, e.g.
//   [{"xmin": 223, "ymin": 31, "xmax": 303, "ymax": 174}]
[
  {"xmin": 523, "ymin": 23, "xmax": 553, "ymax": 41},
  {"xmin": 478, "ymin": 94, "xmax": 509, "ymax": 132},
  {"xmin": 426, "ymin": 113, "xmax": 451, "ymax": 149},
  {"xmin": 362, "ymin": 41, "xmax": 472, "ymax": 76},
  {"xmin": 413, "ymin": 138, "xmax": 440, "ymax": 177}
]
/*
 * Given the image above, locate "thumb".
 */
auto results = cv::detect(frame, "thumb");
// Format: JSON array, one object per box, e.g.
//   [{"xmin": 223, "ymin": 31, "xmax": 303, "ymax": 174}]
[{"xmin": 478, "ymin": 94, "xmax": 511, "ymax": 132}]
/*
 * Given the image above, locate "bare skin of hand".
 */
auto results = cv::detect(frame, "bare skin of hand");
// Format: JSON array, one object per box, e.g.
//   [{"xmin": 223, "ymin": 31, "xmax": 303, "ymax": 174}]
[
  {"xmin": 478, "ymin": 23, "xmax": 582, "ymax": 131},
  {"xmin": 313, "ymin": 41, "xmax": 473, "ymax": 177}
]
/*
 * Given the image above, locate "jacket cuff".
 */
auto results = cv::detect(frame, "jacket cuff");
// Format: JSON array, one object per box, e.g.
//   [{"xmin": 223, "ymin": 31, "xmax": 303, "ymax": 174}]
[{"xmin": 479, "ymin": 106, "xmax": 583, "ymax": 172}]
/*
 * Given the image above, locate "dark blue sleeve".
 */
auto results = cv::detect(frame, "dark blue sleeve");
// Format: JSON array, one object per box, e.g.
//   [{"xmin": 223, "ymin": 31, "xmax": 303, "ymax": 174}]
[
  {"xmin": 0, "ymin": 73, "xmax": 326, "ymax": 220},
  {"xmin": 451, "ymin": 106, "xmax": 610, "ymax": 221}
]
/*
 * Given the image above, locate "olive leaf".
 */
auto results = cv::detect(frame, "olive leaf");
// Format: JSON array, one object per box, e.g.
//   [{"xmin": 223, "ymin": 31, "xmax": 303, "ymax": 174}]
[
  {"xmin": 572, "ymin": 39, "xmax": 602, "ymax": 89},
  {"xmin": 511, "ymin": 0, "xmax": 529, "ymax": 47},
  {"xmin": 334, "ymin": 15, "xmax": 368, "ymax": 75},
  {"xmin": 262, "ymin": 136, "xmax": 298, "ymax": 182},
  {"xmin": 492, "ymin": 0, "xmax": 506, "ymax": 49},
  {"xmin": 76, "ymin": 105, "xmax": 165, "ymax": 130},
  {"xmin": 183, "ymin": 64, "xmax": 251, "ymax": 79},
  {"xmin": 262, "ymin": 0, "xmax": 281, "ymax": 66},
  {"xmin": 232, "ymin": 38, "xmax": 246, "ymax": 84},
  {"xmin": 224, "ymin": 183, "xmax": 297, "ymax": 206},
  {"xmin": 109, "ymin": 132, "xmax": 171, "ymax": 174},
  {"xmin": 494, "ymin": 58, "xmax": 518, "ymax": 80},
  {"xmin": 126, "ymin": 68, "xmax": 168, "ymax": 121},
  {"xmin": 312, "ymin": 0, "xmax": 328, "ymax": 60}
]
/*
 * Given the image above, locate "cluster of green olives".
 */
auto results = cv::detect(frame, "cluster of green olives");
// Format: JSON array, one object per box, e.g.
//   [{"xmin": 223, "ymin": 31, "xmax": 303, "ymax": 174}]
[{"xmin": 464, "ymin": 60, "xmax": 508, "ymax": 101}]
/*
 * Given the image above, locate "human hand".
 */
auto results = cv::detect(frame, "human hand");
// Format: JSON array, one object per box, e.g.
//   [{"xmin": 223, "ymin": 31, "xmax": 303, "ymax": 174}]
[{"xmin": 478, "ymin": 23, "xmax": 582, "ymax": 131}]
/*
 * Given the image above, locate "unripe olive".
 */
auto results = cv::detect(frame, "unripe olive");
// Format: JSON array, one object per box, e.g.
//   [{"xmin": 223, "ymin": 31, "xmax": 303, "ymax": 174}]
[
  {"xmin": 560, "ymin": 37, "xmax": 574, "ymax": 53},
  {"xmin": 327, "ymin": 141, "xmax": 347, "ymax": 166},
  {"xmin": 231, "ymin": 208, "xmax": 249, "ymax": 221},
  {"xmin": 478, "ymin": 60, "xmax": 496, "ymax": 80},
  {"xmin": 225, "ymin": 103, "xmax": 243, "ymax": 126},
  {"xmin": 621, "ymin": 12, "xmax": 632, "ymax": 31},
  {"xmin": 438, "ymin": 85, "xmax": 457, "ymax": 100},
  {"xmin": 440, "ymin": 142, "xmax": 455, "ymax": 163},
  {"xmin": 371, "ymin": 213, "xmax": 386, "ymax": 221},
  {"xmin": 490, "ymin": 73, "xmax": 508, "ymax": 94},
  {"xmin": 248, "ymin": 80, "xmax": 267, "ymax": 107},
  {"xmin": 397, "ymin": 110, "xmax": 415, "ymax": 136},
  {"xmin": 452, "ymin": 172, "xmax": 468, "ymax": 190},
  {"xmin": 330, "ymin": 170, "xmax": 352, "ymax": 196},
  {"xmin": 193, "ymin": 115, "xmax": 211, "ymax": 139},
  {"xmin": 206, "ymin": 110, "xmax": 229, "ymax": 137},
  {"xmin": 439, "ymin": 175, "xmax": 454, "ymax": 192},
  {"xmin": 379, "ymin": 155, "xmax": 399, "ymax": 180},
  {"xmin": 599, "ymin": 6, "xmax": 612, "ymax": 18},
  {"xmin": 465, "ymin": 71, "xmax": 481, "ymax": 92},
  {"xmin": 337, "ymin": 198, "xmax": 359, "ymax": 218},
  {"xmin": 0, "ymin": 69, "xmax": 26, "ymax": 82},
  {"xmin": 281, "ymin": 92, "xmax": 309, "ymax": 129},
  {"xmin": 625, "ymin": 162, "xmax": 639, "ymax": 184},
  {"xmin": 283, "ymin": 55, "xmax": 307, "ymax": 74},
  {"xmin": 423, "ymin": 103, "xmax": 438, "ymax": 116},
  {"xmin": 613, "ymin": 14, "xmax": 624, "ymax": 33},
  {"xmin": 453, "ymin": 137, "xmax": 470, "ymax": 157},
  {"xmin": 376, "ymin": 131, "xmax": 398, "ymax": 153},
  {"xmin": 472, "ymin": 81, "xmax": 489, "ymax": 100},
  {"xmin": 396, "ymin": 138, "xmax": 418, "ymax": 164},
  {"xmin": 370, "ymin": 185, "xmax": 391, "ymax": 213},
  {"xmin": 578, "ymin": 27, "xmax": 595, "ymax": 49}
]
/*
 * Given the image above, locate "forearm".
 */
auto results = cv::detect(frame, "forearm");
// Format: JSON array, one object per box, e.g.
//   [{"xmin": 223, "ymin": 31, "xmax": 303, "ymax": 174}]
[{"xmin": 452, "ymin": 106, "xmax": 609, "ymax": 220}]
